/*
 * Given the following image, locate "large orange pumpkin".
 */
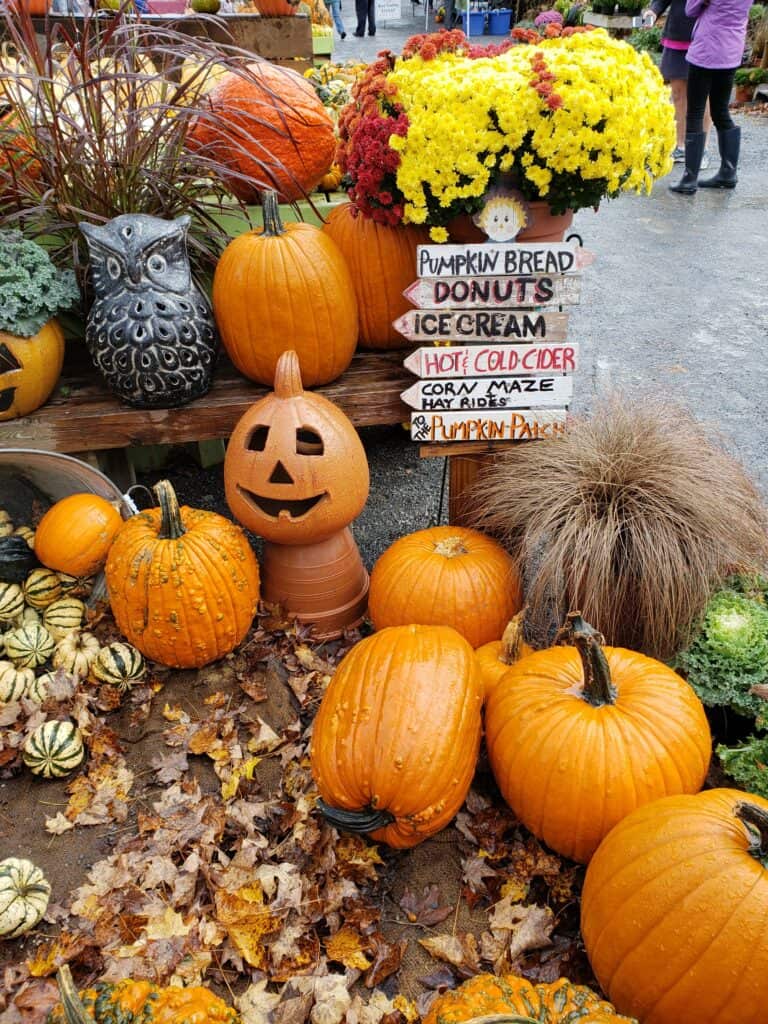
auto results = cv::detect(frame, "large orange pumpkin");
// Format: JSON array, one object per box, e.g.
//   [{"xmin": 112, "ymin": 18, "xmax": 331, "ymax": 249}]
[
  {"xmin": 485, "ymin": 613, "xmax": 711, "ymax": 863},
  {"xmin": 311, "ymin": 624, "xmax": 483, "ymax": 849},
  {"xmin": 253, "ymin": 0, "xmax": 299, "ymax": 13},
  {"xmin": 105, "ymin": 480, "xmax": 260, "ymax": 668},
  {"xmin": 0, "ymin": 321, "xmax": 64, "ymax": 422},
  {"xmin": 188, "ymin": 62, "xmax": 335, "ymax": 203},
  {"xmin": 213, "ymin": 191, "xmax": 357, "ymax": 388},
  {"xmin": 34, "ymin": 493, "xmax": 122, "ymax": 577},
  {"xmin": 368, "ymin": 525, "xmax": 521, "ymax": 649},
  {"xmin": 322, "ymin": 203, "xmax": 429, "ymax": 350},
  {"xmin": 475, "ymin": 610, "xmax": 535, "ymax": 700},
  {"xmin": 582, "ymin": 790, "xmax": 768, "ymax": 1024}
]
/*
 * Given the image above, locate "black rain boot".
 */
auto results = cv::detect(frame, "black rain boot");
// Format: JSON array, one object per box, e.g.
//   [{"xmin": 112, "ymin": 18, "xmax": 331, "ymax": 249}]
[
  {"xmin": 668, "ymin": 131, "xmax": 706, "ymax": 195},
  {"xmin": 699, "ymin": 126, "xmax": 740, "ymax": 189}
]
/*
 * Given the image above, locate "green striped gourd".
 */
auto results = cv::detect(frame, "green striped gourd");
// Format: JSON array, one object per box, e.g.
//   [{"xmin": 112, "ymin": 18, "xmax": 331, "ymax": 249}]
[
  {"xmin": 26, "ymin": 673, "xmax": 51, "ymax": 704},
  {"xmin": 13, "ymin": 526, "xmax": 35, "ymax": 548},
  {"xmin": 4, "ymin": 624, "xmax": 55, "ymax": 668},
  {"xmin": 43, "ymin": 598, "xmax": 85, "ymax": 640},
  {"xmin": 53, "ymin": 632, "xmax": 100, "ymax": 678},
  {"xmin": 0, "ymin": 582, "xmax": 24, "ymax": 622},
  {"xmin": 23, "ymin": 719, "xmax": 84, "ymax": 778},
  {"xmin": 91, "ymin": 642, "xmax": 146, "ymax": 691},
  {"xmin": 0, "ymin": 660, "xmax": 34, "ymax": 703},
  {"xmin": 57, "ymin": 573, "xmax": 96, "ymax": 599},
  {"xmin": 23, "ymin": 568, "xmax": 62, "ymax": 609},
  {"xmin": 0, "ymin": 858, "xmax": 51, "ymax": 938}
]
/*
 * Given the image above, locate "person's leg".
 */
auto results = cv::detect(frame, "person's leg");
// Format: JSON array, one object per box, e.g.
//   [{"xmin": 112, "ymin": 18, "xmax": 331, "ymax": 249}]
[
  {"xmin": 699, "ymin": 68, "xmax": 740, "ymax": 188},
  {"xmin": 331, "ymin": 0, "xmax": 346, "ymax": 36},
  {"xmin": 670, "ymin": 62, "xmax": 708, "ymax": 194},
  {"xmin": 367, "ymin": 0, "xmax": 375, "ymax": 34},
  {"xmin": 353, "ymin": 0, "xmax": 366, "ymax": 34},
  {"xmin": 669, "ymin": 78, "xmax": 687, "ymax": 151}
]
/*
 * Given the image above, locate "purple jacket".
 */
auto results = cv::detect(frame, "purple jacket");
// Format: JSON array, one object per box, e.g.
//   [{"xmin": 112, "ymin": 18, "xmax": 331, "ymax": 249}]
[{"xmin": 686, "ymin": 0, "xmax": 752, "ymax": 69}]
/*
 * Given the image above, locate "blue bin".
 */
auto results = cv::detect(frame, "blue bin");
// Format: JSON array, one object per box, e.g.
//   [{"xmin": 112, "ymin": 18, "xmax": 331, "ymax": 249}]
[
  {"xmin": 488, "ymin": 7, "xmax": 511, "ymax": 32},
  {"xmin": 462, "ymin": 9, "xmax": 486, "ymax": 33}
]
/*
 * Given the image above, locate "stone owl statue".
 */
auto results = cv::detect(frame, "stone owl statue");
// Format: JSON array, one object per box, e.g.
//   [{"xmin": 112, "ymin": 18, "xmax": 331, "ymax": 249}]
[{"xmin": 79, "ymin": 213, "xmax": 218, "ymax": 408}]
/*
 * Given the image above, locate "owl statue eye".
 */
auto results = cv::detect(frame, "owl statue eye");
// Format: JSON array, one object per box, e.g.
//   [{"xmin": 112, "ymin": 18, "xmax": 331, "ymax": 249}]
[
  {"xmin": 147, "ymin": 254, "xmax": 167, "ymax": 275},
  {"xmin": 107, "ymin": 256, "xmax": 121, "ymax": 279}
]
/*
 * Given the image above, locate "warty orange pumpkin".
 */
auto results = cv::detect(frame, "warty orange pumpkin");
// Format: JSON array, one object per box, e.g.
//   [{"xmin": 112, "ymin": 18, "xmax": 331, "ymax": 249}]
[
  {"xmin": 310, "ymin": 624, "xmax": 483, "ymax": 848},
  {"xmin": 105, "ymin": 480, "xmax": 260, "ymax": 668},
  {"xmin": 475, "ymin": 610, "xmax": 535, "ymax": 700},
  {"xmin": 582, "ymin": 789, "xmax": 768, "ymax": 1024},
  {"xmin": 485, "ymin": 612, "xmax": 712, "ymax": 863},
  {"xmin": 34, "ymin": 493, "xmax": 122, "ymax": 578}
]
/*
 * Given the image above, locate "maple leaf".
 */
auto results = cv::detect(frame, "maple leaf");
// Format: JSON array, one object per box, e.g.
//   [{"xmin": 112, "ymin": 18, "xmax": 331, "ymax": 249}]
[
  {"xmin": 483, "ymin": 895, "xmax": 555, "ymax": 972},
  {"xmin": 151, "ymin": 749, "xmax": 189, "ymax": 784},
  {"xmin": 0, "ymin": 701, "xmax": 22, "ymax": 727},
  {"xmin": 215, "ymin": 882, "xmax": 282, "ymax": 970},
  {"xmin": 364, "ymin": 932, "xmax": 407, "ymax": 988},
  {"xmin": 419, "ymin": 933, "xmax": 481, "ymax": 975},
  {"xmin": 44, "ymin": 812, "xmax": 75, "ymax": 835},
  {"xmin": 399, "ymin": 886, "xmax": 453, "ymax": 927},
  {"xmin": 326, "ymin": 926, "xmax": 372, "ymax": 971},
  {"xmin": 247, "ymin": 718, "xmax": 283, "ymax": 755},
  {"xmin": 309, "ymin": 975, "xmax": 352, "ymax": 1024},
  {"xmin": 143, "ymin": 907, "xmax": 193, "ymax": 940},
  {"xmin": 26, "ymin": 933, "xmax": 88, "ymax": 977},
  {"xmin": 236, "ymin": 980, "xmax": 282, "ymax": 1024}
]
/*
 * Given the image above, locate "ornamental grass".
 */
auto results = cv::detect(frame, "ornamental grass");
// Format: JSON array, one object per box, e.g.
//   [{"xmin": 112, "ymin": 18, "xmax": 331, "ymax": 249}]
[{"xmin": 466, "ymin": 399, "xmax": 768, "ymax": 660}]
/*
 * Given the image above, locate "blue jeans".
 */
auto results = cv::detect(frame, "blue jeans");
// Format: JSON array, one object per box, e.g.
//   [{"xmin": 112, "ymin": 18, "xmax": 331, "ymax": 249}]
[{"xmin": 328, "ymin": 0, "xmax": 346, "ymax": 35}]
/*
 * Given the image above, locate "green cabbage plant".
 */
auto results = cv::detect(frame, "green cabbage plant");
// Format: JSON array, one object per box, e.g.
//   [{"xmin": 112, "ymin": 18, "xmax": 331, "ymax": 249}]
[{"xmin": 0, "ymin": 231, "xmax": 79, "ymax": 337}]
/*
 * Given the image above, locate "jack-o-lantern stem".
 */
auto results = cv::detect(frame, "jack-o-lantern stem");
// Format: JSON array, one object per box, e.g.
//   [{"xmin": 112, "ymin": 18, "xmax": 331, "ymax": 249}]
[
  {"xmin": 274, "ymin": 349, "xmax": 304, "ymax": 400},
  {"xmin": 735, "ymin": 802, "xmax": 768, "ymax": 868},
  {"xmin": 261, "ymin": 190, "xmax": 287, "ymax": 239},
  {"xmin": 153, "ymin": 480, "xmax": 186, "ymax": 541},
  {"xmin": 555, "ymin": 611, "xmax": 616, "ymax": 708}
]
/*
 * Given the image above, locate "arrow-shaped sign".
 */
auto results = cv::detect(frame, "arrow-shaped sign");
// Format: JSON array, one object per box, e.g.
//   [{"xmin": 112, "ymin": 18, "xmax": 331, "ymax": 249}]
[
  {"xmin": 410, "ymin": 408, "xmax": 568, "ymax": 443},
  {"xmin": 403, "ymin": 274, "xmax": 582, "ymax": 310},
  {"xmin": 401, "ymin": 374, "xmax": 573, "ymax": 412},
  {"xmin": 403, "ymin": 343, "xmax": 579, "ymax": 379},
  {"xmin": 416, "ymin": 242, "xmax": 595, "ymax": 279},
  {"xmin": 393, "ymin": 309, "xmax": 569, "ymax": 344}
]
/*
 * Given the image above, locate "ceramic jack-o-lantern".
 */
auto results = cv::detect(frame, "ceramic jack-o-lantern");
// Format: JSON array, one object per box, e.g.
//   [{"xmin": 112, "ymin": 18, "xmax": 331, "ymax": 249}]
[
  {"xmin": 0, "ymin": 323, "xmax": 65, "ymax": 422},
  {"xmin": 224, "ymin": 350, "xmax": 370, "ymax": 637}
]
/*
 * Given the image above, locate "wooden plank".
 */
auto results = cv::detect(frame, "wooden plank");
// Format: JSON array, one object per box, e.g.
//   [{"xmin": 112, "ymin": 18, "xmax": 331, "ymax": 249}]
[
  {"xmin": 416, "ymin": 242, "xmax": 594, "ymax": 279},
  {"xmin": 411, "ymin": 408, "xmax": 567, "ymax": 443},
  {"xmin": 393, "ymin": 310, "xmax": 569, "ymax": 344},
  {"xmin": 401, "ymin": 375, "xmax": 573, "ymax": 412},
  {"xmin": 404, "ymin": 274, "xmax": 582, "ymax": 310},
  {"xmin": 420, "ymin": 440, "xmax": 521, "ymax": 458},
  {"xmin": 404, "ymin": 343, "xmax": 579, "ymax": 379},
  {"xmin": 449, "ymin": 453, "xmax": 490, "ymax": 525}
]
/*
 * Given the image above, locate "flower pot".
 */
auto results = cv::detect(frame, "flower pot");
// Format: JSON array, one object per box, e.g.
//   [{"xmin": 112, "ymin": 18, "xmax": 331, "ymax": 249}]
[
  {"xmin": 517, "ymin": 201, "xmax": 574, "ymax": 243},
  {"xmin": 488, "ymin": 7, "xmax": 511, "ymax": 32},
  {"xmin": 734, "ymin": 84, "xmax": 754, "ymax": 103},
  {"xmin": 462, "ymin": 9, "xmax": 486, "ymax": 34},
  {"xmin": 446, "ymin": 213, "xmax": 486, "ymax": 243}
]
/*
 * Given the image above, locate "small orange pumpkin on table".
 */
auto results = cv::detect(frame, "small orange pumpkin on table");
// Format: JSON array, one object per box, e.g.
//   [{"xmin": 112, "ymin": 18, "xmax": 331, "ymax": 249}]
[
  {"xmin": 475, "ymin": 608, "xmax": 535, "ymax": 700},
  {"xmin": 34, "ymin": 493, "xmax": 123, "ymax": 577}
]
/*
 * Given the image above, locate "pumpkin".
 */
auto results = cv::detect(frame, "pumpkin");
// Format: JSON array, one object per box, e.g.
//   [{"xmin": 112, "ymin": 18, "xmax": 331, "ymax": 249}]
[
  {"xmin": 368, "ymin": 526, "xmax": 522, "ymax": 649},
  {"xmin": 316, "ymin": 163, "xmax": 343, "ymax": 193},
  {"xmin": 0, "ymin": 581, "xmax": 25, "ymax": 622},
  {"xmin": 213, "ymin": 191, "xmax": 357, "ymax": 388},
  {"xmin": 34, "ymin": 493, "xmax": 123, "ymax": 577},
  {"xmin": 224, "ymin": 350, "xmax": 369, "ymax": 545},
  {"xmin": 188, "ymin": 62, "xmax": 335, "ymax": 203},
  {"xmin": 582, "ymin": 790, "xmax": 768, "ymax": 1024},
  {"xmin": 310, "ymin": 624, "xmax": 483, "ymax": 848},
  {"xmin": 485, "ymin": 613, "xmax": 712, "ymax": 864},
  {"xmin": 105, "ymin": 480, "xmax": 260, "ymax": 669},
  {"xmin": 23, "ymin": 567, "xmax": 62, "ymax": 609},
  {"xmin": 0, "ymin": 858, "xmax": 51, "ymax": 940},
  {"xmin": 53, "ymin": 964, "xmax": 239, "ymax": 1024},
  {"xmin": 43, "ymin": 598, "xmax": 86, "ymax": 639},
  {"xmin": 253, "ymin": 0, "xmax": 299, "ymax": 14},
  {"xmin": 0, "ymin": 322, "xmax": 64, "ymax": 422},
  {"xmin": 23, "ymin": 719, "xmax": 85, "ymax": 778},
  {"xmin": 4, "ymin": 623, "xmax": 55, "ymax": 668},
  {"xmin": 53, "ymin": 632, "xmax": 101, "ymax": 678},
  {"xmin": 322, "ymin": 203, "xmax": 431, "ymax": 350},
  {"xmin": 422, "ymin": 973, "xmax": 636, "ymax": 1024},
  {"xmin": 13, "ymin": 525, "xmax": 35, "ymax": 548},
  {"xmin": 26, "ymin": 673, "xmax": 50, "ymax": 704},
  {"xmin": 0, "ymin": 534, "xmax": 38, "ymax": 582},
  {"xmin": 475, "ymin": 610, "xmax": 535, "ymax": 700},
  {"xmin": 91, "ymin": 642, "xmax": 146, "ymax": 691},
  {"xmin": 0, "ymin": 660, "xmax": 34, "ymax": 703}
]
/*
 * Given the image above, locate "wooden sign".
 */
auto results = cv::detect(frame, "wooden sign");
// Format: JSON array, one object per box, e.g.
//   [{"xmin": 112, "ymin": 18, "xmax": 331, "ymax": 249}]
[
  {"xmin": 404, "ymin": 274, "xmax": 582, "ymax": 310},
  {"xmin": 410, "ymin": 408, "xmax": 568, "ymax": 443},
  {"xmin": 416, "ymin": 242, "xmax": 594, "ymax": 279},
  {"xmin": 401, "ymin": 375, "xmax": 573, "ymax": 411},
  {"xmin": 403, "ymin": 343, "xmax": 579, "ymax": 379},
  {"xmin": 393, "ymin": 309, "xmax": 569, "ymax": 344}
]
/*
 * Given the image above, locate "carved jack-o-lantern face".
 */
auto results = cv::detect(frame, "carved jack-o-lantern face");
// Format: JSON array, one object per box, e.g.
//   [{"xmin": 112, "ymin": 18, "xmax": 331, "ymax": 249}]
[
  {"xmin": 224, "ymin": 350, "xmax": 369, "ymax": 545},
  {"xmin": 0, "ymin": 323, "xmax": 65, "ymax": 423}
]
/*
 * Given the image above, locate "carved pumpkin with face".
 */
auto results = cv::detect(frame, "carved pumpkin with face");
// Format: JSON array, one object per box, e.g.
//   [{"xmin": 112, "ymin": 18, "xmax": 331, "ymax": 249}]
[
  {"xmin": 224, "ymin": 350, "xmax": 369, "ymax": 546},
  {"xmin": 0, "ymin": 322, "xmax": 65, "ymax": 422}
]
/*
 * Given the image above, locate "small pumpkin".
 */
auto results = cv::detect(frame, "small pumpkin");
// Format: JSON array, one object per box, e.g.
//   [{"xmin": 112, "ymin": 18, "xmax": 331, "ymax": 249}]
[
  {"xmin": 34, "ymin": 493, "xmax": 122, "ymax": 577},
  {"xmin": 4, "ymin": 623, "xmax": 55, "ymax": 668},
  {"xmin": 105, "ymin": 480, "xmax": 260, "ymax": 669},
  {"xmin": 0, "ymin": 321, "xmax": 65, "ymax": 422},
  {"xmin": 0, "ymin": 660, "xmax": 34, "ymax": 703},
  {"xmin": 0, "ymin": 857, "xmax": 51, "ymax": 939},
  {"xmin": 311, "ymin": 624, "xmax": 483, "ymax": 848},
  {"xmin": 0, "ymin": 581, "xmax": 24, "ymax": 622},
  {"xmin": 57, "ymin": 573, "xmax": 96, "ymax": 599},
  {"xmin": 43, "ymin": 598, "xmax": 86, "ymax": 640},
  {"xmin": 316, "ymin": 163, "xmax": 343, "ymax": 193},
  {"xmin": 91, "ymin": 642, "xmax": 146, "ymax": 691},
  {"xmin": 0, "ymin": 534, "xmax": 38, "ymax": 582},
  {"xmin": 23, "ymin": 719, "xmax": 85, "ymax": 778},
  {"xmin": 475, "ymin": 610, "xmax": 535, "ymax": 700},
  {"xmin": 368, "ymin": 526, "xmax": 522, "ymax": 649},
  {"xmin": 485, "ymin": 613, "xmax": 712, "ymax": 863},
  {"xmin": 26, "ymin": 672, "xmax": 50, "ymax": 704},
  {"xmin": 53, "ymin": 632, "xmax": 101, "ymax": 678},
  {"xmin": 582, "ymin": 790, "xmax": 768, "ymax": 1024},
  {"xmin": 23, "ymin": 567, "xmax": 63, "ymax": 609}
]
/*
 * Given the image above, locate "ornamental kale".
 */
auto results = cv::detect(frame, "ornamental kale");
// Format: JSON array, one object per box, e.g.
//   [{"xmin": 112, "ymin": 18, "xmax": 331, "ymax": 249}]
[
  {"xmin": 0, "ymin": 231, "xmax": 80, "ymax": 337},
  {"xmin": 718, "ymin": 734, "xmax": 768, "ymax": 800}
]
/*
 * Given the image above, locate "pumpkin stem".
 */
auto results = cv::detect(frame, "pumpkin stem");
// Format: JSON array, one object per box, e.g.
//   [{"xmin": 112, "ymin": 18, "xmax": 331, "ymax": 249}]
[
  {"xmin": 154, "ymin": 480, "xmax": 185, "ymax": 541},
  {"xmin": 56, "ymin": 965, "xmax": 91, "ymax": 1024},
  {"xmin": 274, "ymin": 350, "xmax": 305, "ymax": 399},
  {"xmin": 555, "ymin": 611, "xmax": 616, "ymax": 707},
  {"xmin": 735, "ymin": 802, "xmax": 768, "ymax": 866},
  {"xmin": 499, "ymin": 609, "xmax": 527, "ymax": 665},
  {"xmin": 317, "ymin": 798, "xmax": 395, "ymax": 835},
  {"xmin": 261, "ymin": 189, "xmax": 286, "ymax": 238},
  {"xmin": 433, "ymin": 535, "xmax": 469, "ymax": 558}
]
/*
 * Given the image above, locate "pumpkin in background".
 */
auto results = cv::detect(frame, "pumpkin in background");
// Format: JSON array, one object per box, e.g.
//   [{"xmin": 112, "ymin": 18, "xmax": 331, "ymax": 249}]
[
  {"xmin": 23, "ymin": 719, "xmax": 85, "ymax": 778},
  {"xmin": 582, "ymin": 790, "xmax": 768, "ymax": 1024},
  {"xmin": 475, "ymin": 609, "xmax": 535, "ymax": 700},
  {"xmin": 322, "ymin": 203, "xmax": 430, "ymax": 350},
  {"xmin": 225, "ymin": 350, "xmax": 369, "ymax": 545},
  {"xmin": 105, "ymin": 480, "xmax": 260, "ymax": 668},
  {"xmin": 0, "ymin": 857, "xmax": 51, "ymax": 940},
  {"xmin": 368, "ymin": 525, "xmax": 521, "ymax": 649},
  {"xmin": 253, "ymin": 0, "xmax": 299, "ymax": 13},
  {"xmin": 485, "ymin": 613, "xmax": 711, "ymax": 864},
  {"xmin": 34, "ymin": 494, "xmax": 122, "ymax": 577},
  {"xmin": 0, "ymin": 322, "xmax": 64, "ymax": 422},
  {"xmin": 422, "ymin": 973, "xmax": 636, "ymax": 1024},
  {"xmin": 311, "ymin": 624, "xmax": 483, "ymax": 848},
  {"xmin": 316, "ymin": 164, "xmax": 343, "ymax": 193},
  {"xmin": 188, "ymin": 62, "xmax": 335, "ymax": 203},
  {"xmin": 213, "ymin": 191, "xmax": 357, "ymax": 388}
]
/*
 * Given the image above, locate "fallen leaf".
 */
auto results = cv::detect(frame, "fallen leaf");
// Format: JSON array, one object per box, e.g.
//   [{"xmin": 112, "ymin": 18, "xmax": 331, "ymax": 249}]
[
  {"xmin": 399, "ymin": 885, "xmax": 453, "ymax": 927},
  {"xmin": 215, "ymin": 883, "xmax": 282, "ymax": 970},
  {"xmin": 143, "ymin": 907, "xmax": 193, "ymax": 941},
  {"xmin": 236, "ymin": 979, "xmax": 282, "ymax": 1024},
  {"xmin": 419, "ymin": 933, "xmax": 481, "ymax": 975},
  {"xmin": 151, "ymin": 749, "xmax": 189, "ymax": 784},
  {"xmin": 44, "ymin": 812, "xmax": 74, "ymax": 835},
  {"xmin": 326, "ymin": 926, "xmax": 372, "ymax": 971},
  {"xmin": 364, "ymin": 932, "xmax": 407, "ymax": 988},
  {"xmin": 26, "ymin": 933, "xmax": 87, "ymax": 977}
]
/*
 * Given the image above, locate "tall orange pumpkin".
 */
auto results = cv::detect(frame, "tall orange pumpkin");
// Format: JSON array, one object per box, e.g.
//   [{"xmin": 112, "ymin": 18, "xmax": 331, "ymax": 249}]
[
  {"xmin": 485, "ymin": 614, "xmax": 711, "ymax": 863},
  {"xmin": 105, "ymin": 480, "xmax": 260, "ymax": 668},
  {"xmin": 310, "ymin": 624, "xmax": 483, "ymax": 849},
  {"xmin": 213, "ymin": 191, "xmax": 358, "ymax": 388},
  {"xmin": 322, "ymin": 204, "xmax": 429, "ymax": 350},
  {"xmin": 368, "ymin": 525, "xmax": 521, "ymax": 649},
  {"xmin": 35, "ymin": 493, "xmax": 123, "ymax": 577},
  {"xmin": 582, "ymin": 790, "xmax": 768, "ymax": 1024}
]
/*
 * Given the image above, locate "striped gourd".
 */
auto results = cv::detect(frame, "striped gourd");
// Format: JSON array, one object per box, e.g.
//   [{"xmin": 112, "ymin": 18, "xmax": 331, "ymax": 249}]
[
  {"xmin": 0, "ymin": 660, "xmax": 34, "ymax": 703},
  {"xmin": 0, "ymin": 582, "xmax": 24, "ymax": 622},
  {"xmin": 4, "ymin": 624, "xmax": 56, "ymax": 669},
  {"xmin": 43, "ymin": 598, "xmax": 85, "ymax": 640},
  {"xmin": 23, "ymin": 719, "xmax": 84, "ymax": 778},
  {"xmin": 53, "ymin": 632, "xmax": 100, "ymax": 678},
  {"xmin": 92, "ymin": 642, "xmax": 147, "ymax": 691},
  {"xmin": 0, "ymin": 858, "xmax": 51, "ymax": 938},
  {"xmin": 0, "ymin": 517, "xmax": 12, "ymax": 538},
  {"xmin": 57, "ymin": 573, "xmax": 96, "ymax": 599},
  {"xmin": 13, "ymin": 526, "xmax": 35, "ymax": 549},
  {"xmin": 23, "ymin": 568, "xmax": 62, "ymax": 609},
  {"xmin": 17, "ymin": 606, "xmax": 41, "ymax": 627},
  {"xmin": 26, "ymin": 672, "xmax": 51, "ymax": 704}
]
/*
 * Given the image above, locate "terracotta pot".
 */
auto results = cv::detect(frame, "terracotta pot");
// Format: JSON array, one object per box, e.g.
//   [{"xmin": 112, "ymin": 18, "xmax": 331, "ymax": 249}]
[
  {"xmin": 261, "ymin": 527, "xmax": 369, "ymax": 638},
  {"xmin": 445, "ymin": 213, "xmax": 486, "ymax": 244},
  {"xmin": 447, "ymin": 200, "xmax": 574, "ymax": 244},
  {"xmin": 734, "ymin": 84, "xmax": 754, "ymax": 103}
]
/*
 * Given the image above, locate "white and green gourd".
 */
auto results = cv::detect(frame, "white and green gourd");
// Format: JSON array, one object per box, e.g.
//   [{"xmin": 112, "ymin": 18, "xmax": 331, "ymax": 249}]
[
  {"xmin": 23, "ymin": 719, "xmax": 85, "ymax": 778},
  {"xmin": 0, "ymin": 582, "xmax": 24, "ymax": 623},
  {"xmin": 43, "ymin": 598, "xmax": 85, "ymax": 640},
  {"xmin": 57, "ymin": 573, "xmax": 96, "ymax": 599},
  {"xmin": 0, "ymin": 661, "xmax": 34, "ymax": 703},
  {"xmin": 0, "ymin": 858, "xmax": 51, "ymax": 939},
  {"xmin": 53, "ymin": 632, "xmax": 100, "ymax": 678},
  {"xmin": 23, "ymin": 568, "xmax": 63, "ymax": 609},
  {"xmin": 91, "ymin": 642, "xmax": 147, "ymax": 691},
  {"xmin": 4, "ymin": 624, "xmax": 55, "ymax": 669},
  {"xmin": 26, "ymin": 672, "xmax": 51, "ymax": 704}
]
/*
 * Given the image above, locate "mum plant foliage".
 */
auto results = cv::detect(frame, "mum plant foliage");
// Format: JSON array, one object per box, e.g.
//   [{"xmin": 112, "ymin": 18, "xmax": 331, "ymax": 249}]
[
  {"xmin": 337, "ymin": 28, "xmax": 675, "ymax": 238},
  {"xmin": 0, "ymin": 230, "xmax": 79, "ymax": 336}
]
